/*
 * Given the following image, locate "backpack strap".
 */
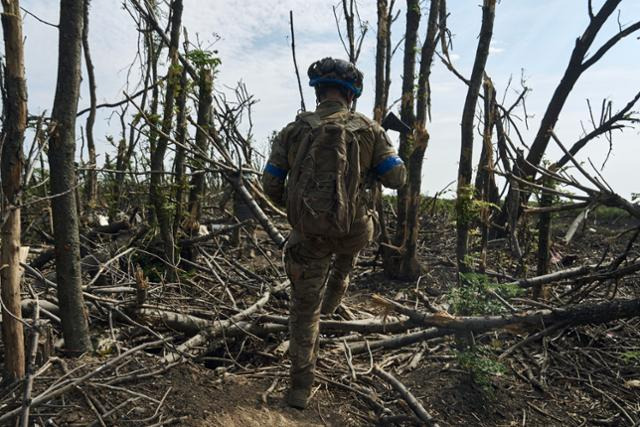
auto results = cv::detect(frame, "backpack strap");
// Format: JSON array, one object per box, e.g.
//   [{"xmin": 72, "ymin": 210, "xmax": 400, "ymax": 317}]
[
  {"xmin": 344, "ymin": 113, "xmax": 372, "ymax": 133},
  {"xmin": 296, "ymin": 112, "xmax": 323, "ymax": 130},
  {"xmin": 289, "ymin": 113, "xmax": 321, "ymax": 190}
]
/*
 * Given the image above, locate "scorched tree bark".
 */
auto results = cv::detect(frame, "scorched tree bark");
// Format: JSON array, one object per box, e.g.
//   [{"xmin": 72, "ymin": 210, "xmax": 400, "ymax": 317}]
[{"xmin": 1, "ymin": 0, "xmax": 27, "ymax": 381}]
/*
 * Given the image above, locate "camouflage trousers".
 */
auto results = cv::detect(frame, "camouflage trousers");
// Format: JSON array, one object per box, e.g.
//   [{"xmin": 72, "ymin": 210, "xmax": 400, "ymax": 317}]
[{"xmin": 285, "ymin": 216, "xmax": 374, "ymax": 392}]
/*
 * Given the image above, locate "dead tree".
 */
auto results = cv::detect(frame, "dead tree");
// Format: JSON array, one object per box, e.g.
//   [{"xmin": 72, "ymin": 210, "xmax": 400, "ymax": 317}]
[
  {"xmin": 148, "ymin": 0, "xmax": 182, "ymax": 265},
  {"xmin": 81, "ymin": 0, "xmax": 97, "ymax": 207},
  {"xmin": 172, "ymin": 65, "xmax": 189, "ymax": 238},
  {"xmin": 536, "ymin": 177, "xmax": 553, "ymax": 280},
  {"xmin": 48, "ymin": 0, "xmax": 92, "ymax": 354},
  {"xmin": 334, "ymin": 0, "xmax": 368, "ymax": 112},
  {"xmin": 334, "ymin": 0, "xmax": 368, "ymax": 64},
  {"xmin": 391, "ymin": 0, "xmax": 420, "ymax": 251},
  {"xmin": 373, "ymin": 0, "xmax": 390, "ymax": 123},
  {"xmin": 502, "ymin": 0, "xmax": 640, "ymax": 225},
  {"xmin": 474, "ymin": 77, "xmax": 500, "ymax": 271},
  {"xmin": 110, "ymin": 4, "xmax": 162, "ymax": 220},
  {"xmin": 400, "ymin": 0, "xmax": 440, "ymax": 280},
  {"xmin": 377, "ymin": 294, "xmax": 640, "ymax": 335},
  {"xmin": 288, "ymin": 10, "xmax": 305, "ymax": 112},
  {"xmin": 372, "ymin": 0, "xmax": 394, "ymax": 254},
  {"xmin": 187, "ymin": 66, "xmax": 213, "ymax": 228},
  {"xmin": 455, "ymin": 0, "xmax": 495, "ymax": 277},
  {"xmin": 129, "ymin": 0, "xmax": 285, "ymax": 248},
  {"xmin": 384, "ymin": 0, "xmax": 420, "ymax": 277},
  {"xmin": 1, "ymin": 0, "xmax": 27, "ymax": 381}
]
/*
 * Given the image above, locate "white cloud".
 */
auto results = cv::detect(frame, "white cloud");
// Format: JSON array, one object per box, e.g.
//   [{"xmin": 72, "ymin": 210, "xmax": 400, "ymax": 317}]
[{"xmin": 16, "ymin": 0, "xmax": 640, "ymax": 198}]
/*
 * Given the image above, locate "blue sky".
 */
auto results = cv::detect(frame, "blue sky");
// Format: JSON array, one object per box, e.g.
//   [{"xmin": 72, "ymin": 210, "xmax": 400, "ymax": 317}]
[{"xmin": 18, "ymin": 0, "xmax": 640, "ymax": 198}]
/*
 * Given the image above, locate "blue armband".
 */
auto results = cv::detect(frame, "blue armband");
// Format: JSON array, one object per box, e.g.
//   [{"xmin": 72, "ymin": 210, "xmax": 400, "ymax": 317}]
[
  {"xmin": 374, "ymin": 156, "xmax": 404, "ymax": 176},
  {"xmin": 264, "ymin": 163, "xmax": 288, "ymax": 180}
]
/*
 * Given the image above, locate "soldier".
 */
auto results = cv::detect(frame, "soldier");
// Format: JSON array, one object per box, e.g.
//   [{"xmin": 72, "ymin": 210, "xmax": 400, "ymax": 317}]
[{"xmin": 262, "ymin": 57, "xmax": 406, "ymax": 409}]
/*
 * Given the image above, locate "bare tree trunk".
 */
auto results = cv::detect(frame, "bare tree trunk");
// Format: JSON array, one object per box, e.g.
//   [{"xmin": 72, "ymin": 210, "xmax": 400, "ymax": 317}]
[
  {"xmin": 455, "ymin": 0, "xmax": 495, "ymax": 277},
  {"xmin": 372, "ymin": 0, "xmax": 391, "ymax": 261},
  {"xmin": 373, "ymin": 0, "xmax": 389, "ymax": 123},
  {"xmin": 475, "ymin": 78, "xmax": 498, "ymax": 271},
  {"xmin": 82, "ymin": 0, "xmax": 97, "ymax": 208},
  {"xmin": 392, "ymin": 0, "xmax": 420, "ymax": 248},
  {"xmin": 187, "ymin": 66, "xmax": 213, "ymax": 228},
  {"xmin": 401, "ymin": 0, "xmax": 440, "ymax": 280},
  {"xmin": 173, "ymin": 66, "xmax": 189, "ymax": 239},
  {"xmin": 342, "ymin": 0, "xmax": 356, "ymax": 62},
  {"xmin": 149, "ymin": 0, "xmax": 182, "ymax": 265},
  {"xmin": 535, "ymin": 177, "xmax": 553, "ymax": 298},
  {"xmin": 382, "ymin": 0, "xmax": 395, "ymax": 111},
  {"xmin": 48, "ymin": 0, "xmax": 92, "ymax": 354},
  {"xmin": 1, "ymin": 0, "xmax": 26, "ymax": 382},
  {"xmin": 110, "ymin": 129, "xmax": 127, "ymax": 219}
]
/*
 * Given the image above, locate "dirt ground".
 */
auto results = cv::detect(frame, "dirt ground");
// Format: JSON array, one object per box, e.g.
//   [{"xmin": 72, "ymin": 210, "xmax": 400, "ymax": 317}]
[{"xmin": 2, "ymin": 207, "xmax": 639, "ymax": 426}]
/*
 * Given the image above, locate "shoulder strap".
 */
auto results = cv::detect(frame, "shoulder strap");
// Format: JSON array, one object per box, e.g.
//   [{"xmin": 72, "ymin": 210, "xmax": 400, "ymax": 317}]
[
  {"xmin": 289, "ymin": 115, "xmax": 319, "ymax": 186},
  {"xmin": 344, "ymin": 112, "xmax": 372, "ymax": 133},
  {"xmin": 296, "ymin": 112, "xmax": 323, "ymax": 129}
]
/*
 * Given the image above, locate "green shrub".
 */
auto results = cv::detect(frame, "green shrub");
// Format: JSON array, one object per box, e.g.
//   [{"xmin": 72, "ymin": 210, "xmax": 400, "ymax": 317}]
[
  {"xmin": 449, "ymin": 273, "xmax": 524, "ymax": 316},
  {"xmin": 456, "ymin": 345, "xmax": 505, "ymax": 391}
]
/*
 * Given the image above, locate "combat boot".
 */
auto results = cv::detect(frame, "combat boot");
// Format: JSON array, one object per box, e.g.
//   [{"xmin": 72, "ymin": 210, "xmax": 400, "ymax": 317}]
[{"xmin": 287, "ymin": 387, "xmax": 310, "ymax": 409}]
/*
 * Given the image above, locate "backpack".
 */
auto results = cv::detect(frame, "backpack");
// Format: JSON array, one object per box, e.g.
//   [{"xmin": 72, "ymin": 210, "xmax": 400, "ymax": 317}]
[{"xmin": 286, "ymin": 111, "xmax": 365, "ymax": 238}]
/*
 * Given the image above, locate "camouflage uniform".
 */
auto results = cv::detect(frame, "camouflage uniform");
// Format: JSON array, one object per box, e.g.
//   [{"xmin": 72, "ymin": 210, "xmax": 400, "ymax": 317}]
[{"xmin": 262, "ymin": 99, "xmax": 406, "ymax": 403}]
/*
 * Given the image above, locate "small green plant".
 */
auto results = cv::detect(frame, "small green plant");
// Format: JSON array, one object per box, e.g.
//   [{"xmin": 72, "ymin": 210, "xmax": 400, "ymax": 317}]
[
  {"xmin": 621, "ymin": 351, "xmax": 640, "ymax": 364},
  {"xmin": 449, "ymin": 273, "xmax": 524, "ymax": 316},
  {"xmin": 455, "ymin": 185, "xmax": 500, "ymax": 225},
  {"xmin": 187, "ymin": 49, "xmax": 221, "ymax": 70},
  {"xmin": 456, "ymin": 345, "xmax": 505, "ymax": 392}
]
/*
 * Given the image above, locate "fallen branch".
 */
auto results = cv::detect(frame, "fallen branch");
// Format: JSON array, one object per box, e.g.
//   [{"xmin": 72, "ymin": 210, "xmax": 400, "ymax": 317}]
[
  {"xmin": 0, "ymin": 340, "xmax": 166, "ymax": 424},
  {"xmin": 20, "ymin": 300, "xmax": 41, "ymax": 427},
  {"xmin": 137, "ymin": 308, "xmax": 211, "ymax": 334},
  {"xmin": 503, "ymin": 259, "xmax": 640, "ymax": 289},
  {"xmin": 262, "ymin": 314, "xmax": 414, "ymax": 335},
  {"xmin": 349, "ymin": 328, "xmax": 446, "ymax": 354},
  {"xmin": 161, "ymin": 282, "xmax": 288, "ymax": 363},
  {"xmin": 177, "ymin": 220, "xmax": 251, "ymax": 247},
  {"xmin": 374, "ymin": 295, "xmax": 640, "ymax": 334},
  {"xmin": 226, "ymin": 175, "xmax": 286, "ymax": 247},
  {"xmin": 373, "ymin": 366, "xmax": 440, "ymax": 426}
]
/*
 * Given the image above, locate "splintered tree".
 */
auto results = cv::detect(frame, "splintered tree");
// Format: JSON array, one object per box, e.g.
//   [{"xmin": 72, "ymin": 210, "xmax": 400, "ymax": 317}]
[
  {"xmin": 149, "ymin": 0, "xmax": 183, "ymax": 265},
  {"xmin": 373, "ymin": 0, "xmax": 391, "ymax": 124},
  {"xmin": 455, "ymin": 0, "xmax": 495, "ymax": 277},
  {"xmin": 172, "ymin": 65, "xmax": 189, "ymax": 238},
  {"xmin": 382, "ymin": 0, "xmax": 440, "ymax": 280},
  {"xmin": 401, "ymin": 0, "xmax": 440, "ymax": 280},
  {"xmin": 381, "ymin": 0, "xmax": 419, "ymax": 279},
  {"xmin": 392, "ymin": 0, "xmax": 420, "ymax": 252},
  {"xmin": 48, "ymin": 0, "xmax": 92, "ymax": 353},
  {"xmin": 1, "ymin": 0, "xmax": 27, "ymax": 381},
  {"xmin": 372, "ymin": 0, "xmax": 395, "ymax": 253},
  {"xmin": 473, "ymin": 77, "xmax": 500, "ymax": 271}
]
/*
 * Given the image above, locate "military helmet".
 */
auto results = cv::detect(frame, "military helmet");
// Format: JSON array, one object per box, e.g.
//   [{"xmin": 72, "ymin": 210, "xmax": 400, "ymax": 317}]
[{"xmin": 308, "ymin": 57, "xmax": 364, "ymax": 98}]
